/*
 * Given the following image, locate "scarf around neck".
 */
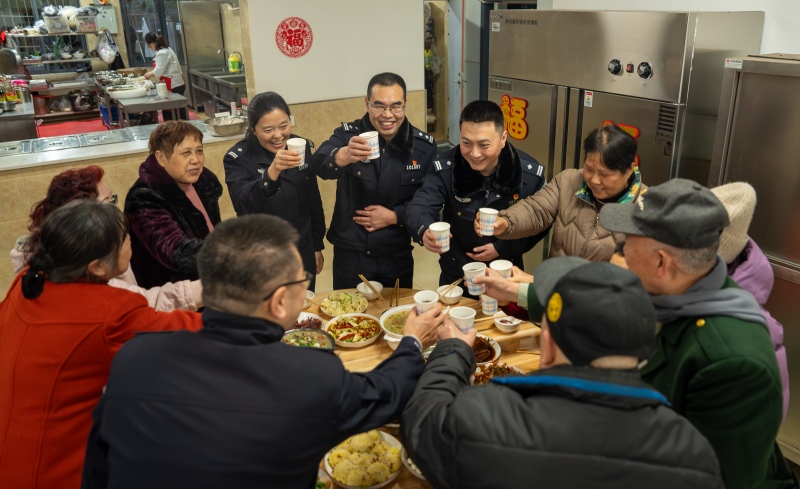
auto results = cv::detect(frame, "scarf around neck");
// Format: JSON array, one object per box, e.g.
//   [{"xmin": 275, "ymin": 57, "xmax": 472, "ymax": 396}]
[{"xmin": 649, "ymin": 256, "xmax": 767, "ymax": 328}]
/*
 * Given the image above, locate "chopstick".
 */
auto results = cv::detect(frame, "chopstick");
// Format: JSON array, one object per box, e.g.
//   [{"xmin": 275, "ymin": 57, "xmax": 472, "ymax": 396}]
[
  {"xmin": 358, "ymin": 274, "xmax": 385, "ymax": 301},
  {"xmin": 438, "ymin": 277, "xmax": 463, "ymax": 301},
  {"xmin": 393, "ymin": 278, "xmax": 400, "ymax": 307}
]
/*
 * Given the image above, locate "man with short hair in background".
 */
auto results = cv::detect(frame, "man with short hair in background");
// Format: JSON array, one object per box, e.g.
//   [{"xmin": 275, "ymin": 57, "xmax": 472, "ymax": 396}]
[
  {"xmin": 404, "ymin": 99, "xmax": 546, "ymax": 291},
  {"xmin": 599, "ymin": 178, "xmax": 798, "ymax": 489},
  {"xmin": 82, "ymin": 214, "xmax": 446, "ymax": 488},
  {"xmin": 313, "ymin": 72, "xmax": 438, "ymax": 289}
]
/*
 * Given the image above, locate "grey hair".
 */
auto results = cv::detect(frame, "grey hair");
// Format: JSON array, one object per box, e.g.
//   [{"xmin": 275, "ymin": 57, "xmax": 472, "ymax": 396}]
[{"xmin": 664, "ymin": 241, "xmax": 719, "ymax": 276}]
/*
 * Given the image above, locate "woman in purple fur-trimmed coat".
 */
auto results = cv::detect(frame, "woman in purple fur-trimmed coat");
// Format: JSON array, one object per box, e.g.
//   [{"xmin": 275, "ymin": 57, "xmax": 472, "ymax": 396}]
[{"xmin": 124, "ymin": 121, "xmax": 222, "ymax": 289}]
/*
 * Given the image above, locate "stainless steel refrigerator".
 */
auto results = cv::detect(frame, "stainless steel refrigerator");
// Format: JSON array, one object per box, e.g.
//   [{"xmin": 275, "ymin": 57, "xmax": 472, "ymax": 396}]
[
  {"xmin": 487, "ymin": 10, "xmax": 764, "ymax": 185},
  {"xmin": 171, "ymin": 1, "xmax": 225, "ymax": 109},
  {"xmin": 710, "ymin": 54, "xmax": 800, "ymax": 464}
]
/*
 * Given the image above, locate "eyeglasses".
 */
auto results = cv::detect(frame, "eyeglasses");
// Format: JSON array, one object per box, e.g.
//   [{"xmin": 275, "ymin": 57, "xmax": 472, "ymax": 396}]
[
  {"xmin": 368, "ymin": 101, "xmax": 405, "ymax": 115},
  {"xmin": 261, "ymin": 270, "xmax": 313, "ymax": 301}
]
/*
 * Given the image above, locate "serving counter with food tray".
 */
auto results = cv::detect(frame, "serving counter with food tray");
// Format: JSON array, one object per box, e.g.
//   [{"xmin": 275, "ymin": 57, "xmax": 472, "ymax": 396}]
[
  {"xmin": 308, "ymin": 288, "xmax": 540, "ymax": 488},
  {"xmin": 112, "ymin": 91, "xmax": 188, "ymax": 127}
]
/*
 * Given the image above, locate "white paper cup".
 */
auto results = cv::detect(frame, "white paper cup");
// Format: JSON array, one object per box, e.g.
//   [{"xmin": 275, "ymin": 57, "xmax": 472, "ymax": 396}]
[
  {"xmin": 156, "ymin": 82, "xmax": 168, "ymax": 98},
  {"xmin": 462, "ymin": 262, "xmax": 486, "ymax": 295},
  {"xmin": 414, "ymin": 290, "xmax": 439, "ymax": 314},
  {"xmin": 481, "ymin": 294, "xmax": 499, "ymax": 315},
  {"xmin": 478, "ymin": 208, "xmax": 499, "ymax": 236},
  {"xmin": 449, "ymin": 306, "xmax": 477, "ymax": 333},
  {"xmin": 429, "ymin": 222, "xmax": 451, "ymax": 252},
  {"xmin": 359, "ymin": 131, "xmax": 380, "ymax": 161},
  {"xmin": 287, "ymin": 138, "xmax": 306, "ymax": 165},
  {"xmin": 489, "ymin": 259, "xmax": 513, "ymax": 279}
]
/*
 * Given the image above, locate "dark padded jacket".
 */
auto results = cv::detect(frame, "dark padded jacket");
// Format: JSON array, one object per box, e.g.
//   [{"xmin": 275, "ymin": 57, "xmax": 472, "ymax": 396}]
[
  {"xmin": 313, "ymin": 114, "xmax": 437, "ymax": 255},
  {"xmin": 401, "ymin": 339, "xmax": 725, "ymax": 489},
  {"xmin": 124, "ymin": 155, "xmax": 222, "ymax": 288},
  {"xmin": 223, "ymin": 133, "xmax": 325, "ymax": 253},
  {"xmin": 405, "ymin": 143, "xmax": 546, "ymax": 281}
]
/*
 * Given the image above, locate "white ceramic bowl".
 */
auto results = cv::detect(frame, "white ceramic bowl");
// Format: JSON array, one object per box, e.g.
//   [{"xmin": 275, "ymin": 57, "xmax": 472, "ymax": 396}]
[
  {"xmin": 380, "ymin": 304, "xmax": 414, "ymax": 339},
  {"xmin": 356, "ymin": 280, "xmax": 384, "ymax": 301},
  {"xmin": 303, "ymin": 290, "xmax": 315, "ymax": 309},
  {"xmin": 324, "ymin": 431, "xmax": 402, "ymax": 489},
  {"xmin": 60, "ymin": 52, "xmax": 73, "ymax": 59},
  {"xmin": 384, "ymin": 334, "xmax": 402, "ymax": 350},
  {"xmin": 494, "ymin": 315, "xmax": 522, "ymax": 333},
  {"xmin": 325, "ymin": 313, "xmax": 382, "ymax": 348},
  {"xmin": 436, "ymin": 285, "xmax": 463, "ymax": 305}
]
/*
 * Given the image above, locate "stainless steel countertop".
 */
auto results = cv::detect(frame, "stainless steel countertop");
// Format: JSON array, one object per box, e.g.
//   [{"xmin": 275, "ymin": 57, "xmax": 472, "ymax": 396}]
[
  {"xmin": 0, "ymin": 101, "xmax": 35, "ymax": 121},
  {"xmin": 0, "ymin": 124, "xmax": 241, "ymax": 173}
]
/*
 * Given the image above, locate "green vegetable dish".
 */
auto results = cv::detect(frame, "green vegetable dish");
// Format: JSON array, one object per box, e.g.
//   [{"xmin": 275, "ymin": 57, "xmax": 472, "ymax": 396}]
[{"xmin": 281, "ymin": 329, "xmax": 334, "ymax": 350}]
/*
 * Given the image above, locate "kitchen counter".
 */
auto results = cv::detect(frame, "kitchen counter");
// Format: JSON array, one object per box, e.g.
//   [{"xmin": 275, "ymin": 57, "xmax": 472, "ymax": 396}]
[
  {"xmin": 0, "ymin": 124, "xmax": 245, "ymax": 293},
  {"xmin": 0, "ymin": 101, "xmax": 35, "ymax": 121},
  {"xmin": 0, "ymin": 102, "xmax": 37, "ymax": 143},
  {"xmin": 0, "ymin": 123, "xmax": 240, "ymax": 173}
]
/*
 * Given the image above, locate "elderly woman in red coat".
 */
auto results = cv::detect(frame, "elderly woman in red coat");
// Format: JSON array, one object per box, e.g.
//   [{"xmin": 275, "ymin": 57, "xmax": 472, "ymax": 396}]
[{"xmin": 0, "ymin": 200, "xmax": 202, "ymax": 488}]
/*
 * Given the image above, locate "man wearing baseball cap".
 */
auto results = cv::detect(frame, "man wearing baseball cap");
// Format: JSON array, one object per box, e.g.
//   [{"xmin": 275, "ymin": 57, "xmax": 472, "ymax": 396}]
[
  {"xmin": 599, "ymin": 178, "xmax": 796, "ymax": 489},
  {"xmin": 401, "ymin": 257, "xmax": 723, "ymax": 488}
]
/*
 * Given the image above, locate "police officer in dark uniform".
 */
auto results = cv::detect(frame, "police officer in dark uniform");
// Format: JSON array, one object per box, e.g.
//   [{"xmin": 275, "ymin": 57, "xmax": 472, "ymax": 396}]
[
  {"xmin": 314, "ymin": 73, "xmax": 437, "ymax": 289},
  {"xmin": 223, "ymin": 92, "xmax": 326, "ymax": 291},
  {"xmin": 405, "ymin": 100, "xmax": 547, "ymax": 292}
]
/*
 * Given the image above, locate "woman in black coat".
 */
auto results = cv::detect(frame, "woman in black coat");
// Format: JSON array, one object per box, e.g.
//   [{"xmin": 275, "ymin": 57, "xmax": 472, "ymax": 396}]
[{"xmin": 223, "ymin": 92, "xmax": 325, "ymax": 290}]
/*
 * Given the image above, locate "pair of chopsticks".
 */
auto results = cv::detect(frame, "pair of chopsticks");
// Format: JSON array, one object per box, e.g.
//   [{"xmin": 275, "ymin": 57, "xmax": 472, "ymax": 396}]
[
  {"xmin": 391, "ymin": 278, "xmax": 400, "ymax": 307},
  {"xmin": 438, "ymin": 277, "xmax": 463, "ymax": 302},
  {"xmin": 358, "ymin": 274, "xmax": 385, "ymax": 301}
]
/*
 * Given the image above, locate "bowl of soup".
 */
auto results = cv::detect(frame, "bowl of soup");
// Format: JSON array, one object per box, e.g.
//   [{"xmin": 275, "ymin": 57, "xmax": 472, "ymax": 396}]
[{"xmin": 380, "ymin": 305, "xmax": 414, "ymax": 339}]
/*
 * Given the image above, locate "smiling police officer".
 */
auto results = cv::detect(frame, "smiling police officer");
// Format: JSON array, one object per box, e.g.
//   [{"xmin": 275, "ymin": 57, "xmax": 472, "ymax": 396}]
[
  {"xmin": 405, "ymin": 100, "xmax": 546, "ymax": 291},
  {"xmin": 314, "ymin": 73, "xmax": 437, "ymax": 289}
]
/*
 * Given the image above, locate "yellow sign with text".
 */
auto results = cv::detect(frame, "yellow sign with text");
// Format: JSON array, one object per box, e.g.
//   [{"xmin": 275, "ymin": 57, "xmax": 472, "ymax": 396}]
[{"xmin": 499, "ymin": 94, "xmax": 529, "ymax": 140}]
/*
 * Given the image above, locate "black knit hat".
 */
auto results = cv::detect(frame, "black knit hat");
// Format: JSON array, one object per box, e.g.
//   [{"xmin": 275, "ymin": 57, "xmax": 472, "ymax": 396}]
[{"xmin": 530, "ymin": 257, "xmax": 656, "ymax": 366}]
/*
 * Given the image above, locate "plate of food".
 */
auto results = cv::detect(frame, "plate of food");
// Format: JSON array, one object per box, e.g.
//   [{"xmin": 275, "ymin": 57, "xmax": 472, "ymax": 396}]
[
  {"xmin": 380, "ymin": 304, "xmax": 414, "ymax": 338},
  {"xmin": 401, "ymin": 447, "xmax": 425, "ymax": 480},
  {"xmin": 319, "ymin": 291, "xmax": 368, "ymax": 316},
  {"xmin": 472, "ymin": 335, "xmax": 502, "ymax": 366},
  {"xmin": 281, "ymin": 328, "xmax": 335, "ymax": 350},
  {"xmin": 324, "ymin": 430, "xmax": 403, "ymax": 489},
  {"xmin": 325, "ymin": 313, "xmax": 382, "ymax": 348},
  {"xmin": 294, "ymin": 312, "xmax": 324, "ymax": 330},
  {"xmin": 472, "ymin": 362, "xmax": 524, "ymax": 385}
]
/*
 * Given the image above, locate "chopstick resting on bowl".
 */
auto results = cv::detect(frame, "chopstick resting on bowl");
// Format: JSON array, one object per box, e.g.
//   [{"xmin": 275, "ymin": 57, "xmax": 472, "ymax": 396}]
[
  {"xmin": 438, "ymin": 277, "xmax": 463, "ymax": 301},
  {"xmin": 393, "ymin": 278, "xmax": 400, "ymax": 307},
  {"xmin": 358, "ymin": 274, "xmax": 385, "ymax": 301}
]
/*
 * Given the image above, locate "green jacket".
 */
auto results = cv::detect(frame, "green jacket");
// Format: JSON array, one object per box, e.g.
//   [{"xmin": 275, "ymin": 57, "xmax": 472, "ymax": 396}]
[{"xmin": 642, "ymin": 277, "xmax": 794, "ymax": 489}]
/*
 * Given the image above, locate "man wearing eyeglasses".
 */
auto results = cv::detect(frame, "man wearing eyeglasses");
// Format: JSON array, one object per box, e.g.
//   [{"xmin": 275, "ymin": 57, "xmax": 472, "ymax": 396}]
[
  {"xmin": 83, "ymin": 214, "xmax": 446, "ymax": 488},
  {"xmin": 314, "ymin": 72, "xmax": 438, "ymax": 289}
]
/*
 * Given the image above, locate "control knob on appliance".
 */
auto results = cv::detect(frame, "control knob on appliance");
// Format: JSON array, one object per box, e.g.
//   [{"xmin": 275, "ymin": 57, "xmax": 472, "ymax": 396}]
[
  {"xmin": 607, "ymin": 59, "xmax": 622, "ymax": 75},
  {"xmin": 637, "ymin": 62, "xmax": 653, "ymax": 79}
]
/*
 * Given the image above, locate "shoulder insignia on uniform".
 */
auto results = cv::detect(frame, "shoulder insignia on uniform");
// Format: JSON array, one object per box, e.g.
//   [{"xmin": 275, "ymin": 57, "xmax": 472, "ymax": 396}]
[
  {"xmin": 227, "ymin": 151, "xmax": 238, "ymax": 159},
  {"xmin": 238, "ymin": 147, "xmax": 242, "ymax": 152},
  {"xmin": 414, "ymin": 131, "xmax": 435, "ymax": 145},
  {"xmin": 527, "ymin": 164, "xmax": 532, "ymax": 169},
  {"xmin": 537, "ymin": 165, "xmax": 543, "ymax": 176}
]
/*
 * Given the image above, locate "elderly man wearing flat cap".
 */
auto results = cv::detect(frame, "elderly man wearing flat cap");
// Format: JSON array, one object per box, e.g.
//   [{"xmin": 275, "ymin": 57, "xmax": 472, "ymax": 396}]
[
  {"xmin": 599, "ymin": 178, "xmax": 797, "ymax": 489},
  {"xmin": 401, "ymin": 257, "xmax": 724, "ymax": 489}
]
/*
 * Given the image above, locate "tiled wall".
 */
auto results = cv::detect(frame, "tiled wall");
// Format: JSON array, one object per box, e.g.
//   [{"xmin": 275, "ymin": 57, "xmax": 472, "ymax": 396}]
[{"xmin": 0, "ymin": 140, "xmax": 237, "ymax": 295}]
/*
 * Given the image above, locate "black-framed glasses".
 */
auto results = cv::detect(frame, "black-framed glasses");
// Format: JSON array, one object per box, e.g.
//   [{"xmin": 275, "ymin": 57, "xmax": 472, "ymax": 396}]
[
  {"xmin": 261, "ymin": 271, "xmax": 313, "ymax": 301},
  {"xmin": 368, "ymin": 101, "xmax": 405, "ymax": 115}
]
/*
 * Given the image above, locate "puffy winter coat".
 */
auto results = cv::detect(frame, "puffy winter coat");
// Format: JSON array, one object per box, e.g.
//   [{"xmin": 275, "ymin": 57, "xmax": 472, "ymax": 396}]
[{"xmin": 498, "ymin": 168, "xmax": 644, "ymax": 261}]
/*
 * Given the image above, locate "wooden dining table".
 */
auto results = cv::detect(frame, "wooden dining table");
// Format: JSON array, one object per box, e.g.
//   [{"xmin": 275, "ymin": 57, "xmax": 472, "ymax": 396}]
[{"xmin": 309, "ymin": 288, "xmax": 541, "ymax": 489}]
